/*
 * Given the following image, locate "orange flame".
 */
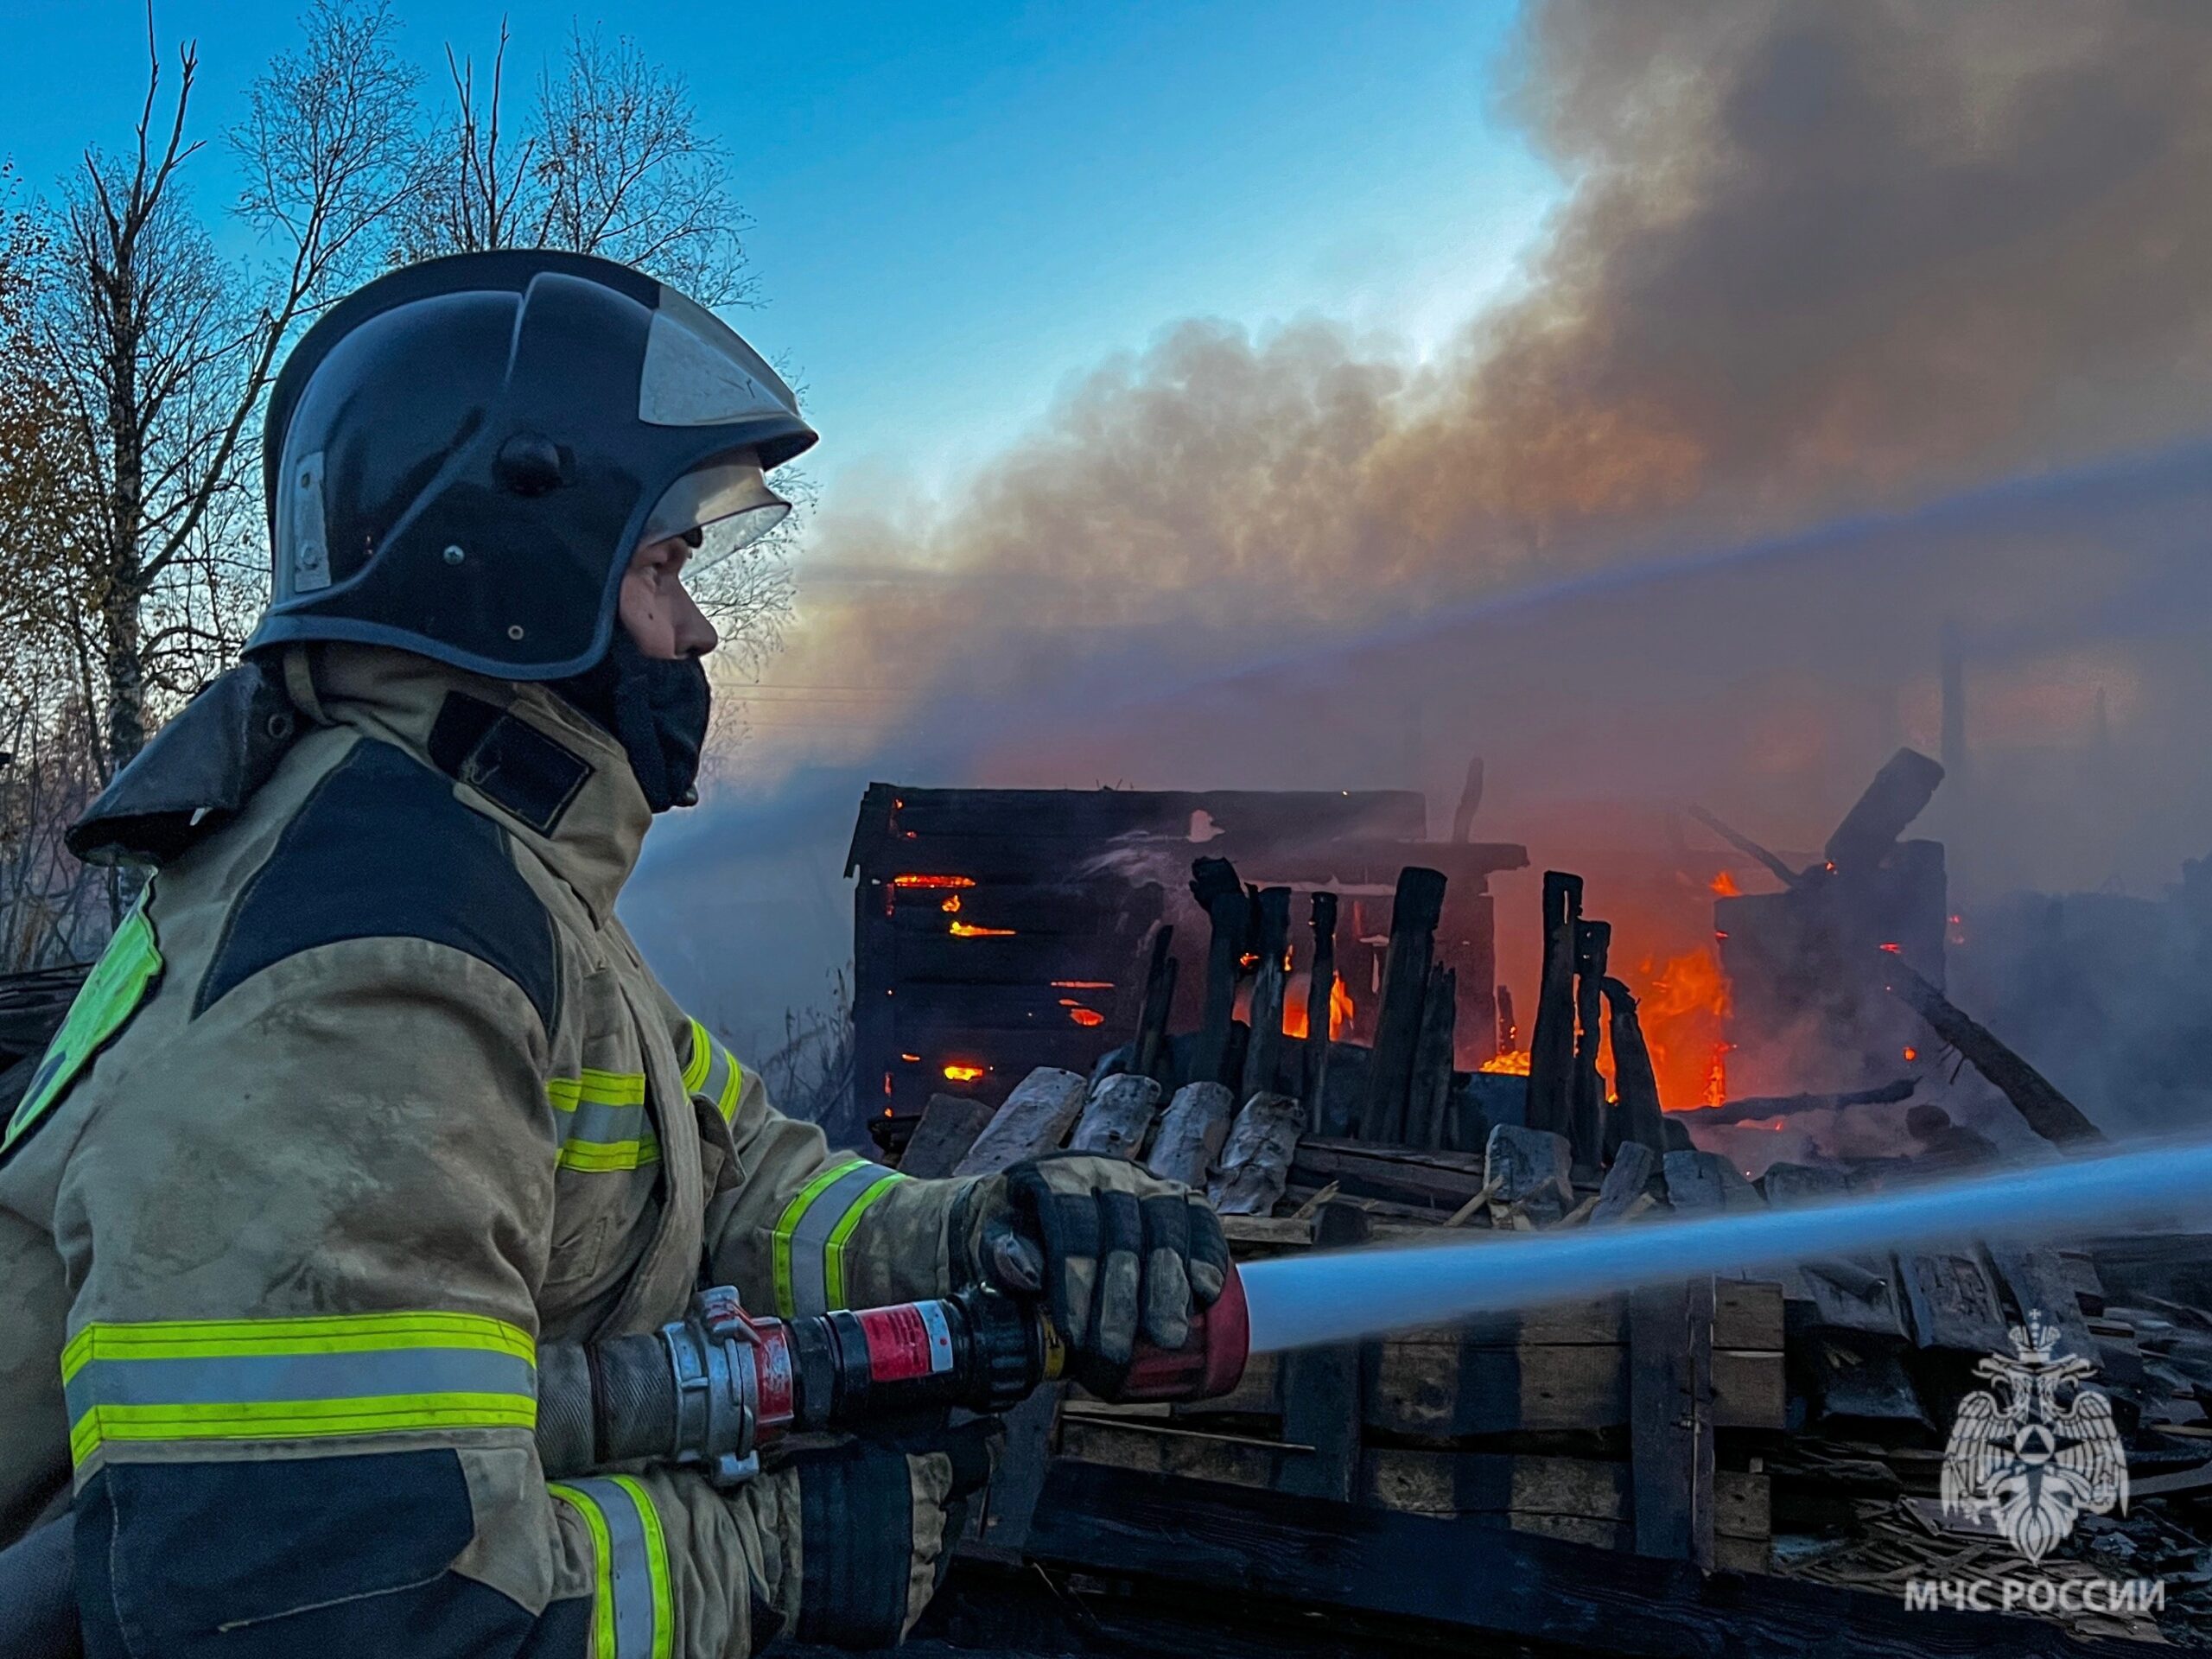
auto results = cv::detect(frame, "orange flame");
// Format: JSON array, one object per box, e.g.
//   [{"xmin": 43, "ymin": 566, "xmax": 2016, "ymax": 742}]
[
  {"xmin": 1478, "ymin": 1049, "xmax": 1533, "ymax": 1076},
  {"xmin": 942, "ymin": 895, "xmax": 962, "ymax": 913},
  {"xmin": 1067, "ymin": 1007, "xmax": 1105, "ymax": 1028},
  {"xmin": 1710, "ymin": 869, "xmax": 1740, "ymax": 897},
  {"xmin": 1283, "ymin": 975, "xmax": 1354, "ymax": 1041},
  {"xmin": 892, "ymin": 874, "xmax": 976, "ymax": 890},
  {"xmin": 943, "ymin": 1063, "xmax": 984, "ymax": 1083},
  {"xmin": 1634, "ymin": 946, "xmax": 1735, "ymax": 1111},
  {"xmin": 949, "ymin": 921, "xmax": 1015, "ymax": 938}
]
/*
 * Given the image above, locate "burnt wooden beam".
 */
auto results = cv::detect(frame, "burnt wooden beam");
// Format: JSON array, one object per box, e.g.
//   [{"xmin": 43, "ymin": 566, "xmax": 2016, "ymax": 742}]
[
  {"xmin": 1240, "ymin": 887, "xmax": 1294, "ymax": 1103},
  {"xmin": 1600, "ymin": 976, "xmax": 1668, "ymax": 1154},
  {"xmin": 1189, "ymin": 857, "xmax": 1249, "ymax": 1088},
  {"xmin": 1131, "ymin": 924, "xmax": 1178, "ymax": 1085},
  {"xmin": 1826, "ymin": 747, "xmax": 1945, "ymax": 874},
  {"xmin": 953, "ymin": 1067, "xmax": 1088, "ymax": 1175},
  {"xmin": 1209, "ymin": 1092, "xmax": 1305, "ymax": 1217},
  {"xmin": 1357, "ymin": 867, "xmax": 1449, "ymax": 1143},
  {"xmin": 1302, "ymin": 891, "xmax": 1338, "ymax": 1132},
  {"xmin": 1070, "ymin": 1074, "xmax": 1163, "ymax": 1161},
  {"xmin": 1402, "ymin": 963, "xmax": 1458, "ymax": 1150},
  {"xmin": 1680, "ymin": 1078, "xmax": 1916, "ymax": 1126},
  {"xmin": 1294, "ymin": 1140, "xmax": 1491, "ymax": 1211},
  {"xmin": 1570, "ymin": 918, "xmax": 1611, "ymax": 1170},
  {"xmin": 1025, "ymin": 1462, "xmax": 2145, "ymax": 1658},
  {"xmin": 1879, "ymin": 955, "xmax": 2105, "ymax": 1146},
  {"xmin": 1524, "ymin": 872, "xmax": 1581, "ymax": 1140}
]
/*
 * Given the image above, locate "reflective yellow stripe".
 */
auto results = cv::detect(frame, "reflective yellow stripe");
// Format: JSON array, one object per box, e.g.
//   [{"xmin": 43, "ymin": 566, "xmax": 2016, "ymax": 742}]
[
  {"xmin": 60, "ymin": 1311, "xmax": 532, "ymax": 1381},
  {"xmin": 553, "ymin": 1480, "xmax": 620, "ymax": 1659},
  {"xmin": 683, "ymin": 1020, "xmax": 714, "ymax": 1095},
  {"xmin": 60, "ymin": 1311, "xmax": 537, "ymax": 1467},
  {"xmin": 771, "ymin": 1157, "xmax": 906, "ymax": 1315},
  {"xmin": 551, "ymin": 1475, "xmax": 672, "ymax": 1659},
  {"xmin": 69, "ymin": 1394, "xmax": 534, "ymax": 1465},
  {"xmin": 683, "ymin": 1019, "xmax": 743, "ymax": 1125},
  {"xmin": 550, "ymin": 1071, "xmax": 658, "ymax": 1171},
  {"xmin": 823, "ymin": 1173, "xmax": 903, "ymax": 1310}
]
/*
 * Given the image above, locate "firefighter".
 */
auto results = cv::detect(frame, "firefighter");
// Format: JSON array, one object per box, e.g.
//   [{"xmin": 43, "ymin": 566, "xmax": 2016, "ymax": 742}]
[{"xmin": 0, "ymin": 251, "xmax": 1229, "ymax": 1657}]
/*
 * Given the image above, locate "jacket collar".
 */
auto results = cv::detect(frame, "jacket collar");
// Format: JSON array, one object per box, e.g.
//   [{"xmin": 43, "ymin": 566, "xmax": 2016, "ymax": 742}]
[{"xmin": 305, "ymin": 644, "xmax": 650, "ymax": 926}]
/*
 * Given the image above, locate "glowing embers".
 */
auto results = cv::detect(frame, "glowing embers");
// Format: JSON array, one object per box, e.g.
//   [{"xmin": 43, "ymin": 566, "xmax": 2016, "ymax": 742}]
[
  {"xmin": 1710, "ymin": 869, "xmax": 1741, "ymax": 897},
  {"xmin": 1633, "ymin": 945, "xmax": 1736, "ymax": 1111},
  {"xmin": 1478, "ymin": 1049, "xmax": 1534, "ymax": 1076},
  {"xmin": 948, "ymin": 921, "xmax": 1016, "ymax": 938},
  {"xmin": 890, "ymin": 874, "xmax": 976, "ymax": 890},
  {"xmin": 942, "ymin": 1063, "xmax": 985, "ymax": 1084}
]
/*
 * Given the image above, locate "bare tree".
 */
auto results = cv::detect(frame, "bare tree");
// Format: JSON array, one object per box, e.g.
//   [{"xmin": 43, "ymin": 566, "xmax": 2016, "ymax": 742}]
[
  {"xmin": 397, "ymin": 22, "xmax": 796, "ymax": 660},
  {"xmin": 38, "ymin": 1, "xmax": 417, "ymax": 781}
]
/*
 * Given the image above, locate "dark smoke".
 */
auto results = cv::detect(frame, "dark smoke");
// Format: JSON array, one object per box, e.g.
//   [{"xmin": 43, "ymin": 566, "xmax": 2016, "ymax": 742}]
[{"xmin": 626, "ymin": 3, "xmax": 2212, "ymax": 1143}]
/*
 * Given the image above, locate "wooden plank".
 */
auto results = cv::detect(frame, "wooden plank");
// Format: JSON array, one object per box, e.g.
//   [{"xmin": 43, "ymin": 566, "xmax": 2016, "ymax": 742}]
[
  {"xmin": 1275, "ymin": 1202, "xmax": 1366, "ymax": 1502},
  {"xmin": 1069, "ymin": 1073, "xmax": 1162, "ymax": 1160},
  {"xmin": 1190, "ymin": 859, "xmax": 1248, "ymax": 1088},
  {"xmin": 1026, "ymin": 1462, "xmax": 2149, "ymax": 1658},
  {"xmin": 1895, "ymin": 1248, "xmax": 2011, "ymax": 1353},
  {"xmin": 897, "ymin": 1092, "xmax": 996, "ymax": 1179},
  {"xmin": 1131, "ymin": 925, "xmax": 1178, "ymax": 1085},
  {"xmin": 1056, "ymin": 1416, "xmax": 1292, "ymax": 1491},
  {"xmin": 1365, "ymin": 1339, "xmax": 1627, "ymax": 1435},
  {"xmin": 1147, "ymin": 1082, "xmax": 1235, "ymax": 1189},
  {"xmin": 1629, "ymin": 1277, "xmax": 1714, "ymax": 1567},
  {"xmin": 1714, "ymin": 1469, "xmax": 1770, "ymax": 1541},
  {"xmin": 1360, "ymin": 1447, "xmax": 1629, "ymax": 1522},
  {"xmin": 1293, "ymin": 1141, "xmax": 1491, "ymax": 1210},
  {"xmin": 1713, "ymin": 1281, "xmax": 1785, "ymax": 1351},
  {"xmin": 953, "ymin": 1067, "xmax": 1088, "ymax": 1175},
  {"xmin": 1210, "ymin": 1093, "xmax": 1305, "ymax": 1217},
  {"xmin": 1761, "ymin": 1162, "xmax": 1909, "ymax": 1337},
  {"xmin": 1712, "ymin": 1349, "xmax": 1786, "ymax": 1430}
]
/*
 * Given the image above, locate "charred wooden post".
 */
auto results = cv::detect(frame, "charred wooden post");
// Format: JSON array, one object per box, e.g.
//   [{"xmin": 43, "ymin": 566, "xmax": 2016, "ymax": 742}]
[
  {"xmin": 1570, "ymin": 918, "xmax": 1611, "ymax": 1170},
  {"xmin": 1826, "ymin": 747, "xmax": 1945, "ymax": 875},
  {"xmin": 1879, "ymin": 954, "xmax": 2105, "ymax": 1146},
  {"xmin": 1494, "ymin": 983, "xmax": 1516, "ymax": 1061},
  {"xmin": 1130, "ymin": 924, "xmax": 1178, "ymax": 1084},
  {"xmin": 1600, "ymin": 976, "xmax": 1668, "ymax": 1154},
  {"xmin": 1630, "ymin": 1276, "xmax": 1716, "ymax": 1568},
  {"xmin": 1241, "ymin": 887, "xmax": 1294, "ymax": 1103},
  {"xmin": 1403, "ymin": 963, "xmax": 1458, "ymax": 1149},
  {"xmin": 1524, "ymin": 872, "xmax": 1582, "ymax": 1140},
  {"xmin": 897, "ymin": 1093, "xmax": 997, "ymax": 1179},
  {"xmin": 1357, "ymin": 867, "xmax": 1449, "ymax": 1143},
  {"xmin": 1188, "ymin": 857, "xmax": 1249, "ymax": 1088},
  {"xmin": 1303, "ymin": 891, "xmax": 1339, "ymax": 1131}
]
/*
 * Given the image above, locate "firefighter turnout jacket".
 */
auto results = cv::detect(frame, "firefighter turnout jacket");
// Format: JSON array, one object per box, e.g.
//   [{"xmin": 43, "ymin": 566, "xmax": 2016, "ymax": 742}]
[{"xmin": 0, "ymin": 644, "xmax": 978, "ymax": 1656}]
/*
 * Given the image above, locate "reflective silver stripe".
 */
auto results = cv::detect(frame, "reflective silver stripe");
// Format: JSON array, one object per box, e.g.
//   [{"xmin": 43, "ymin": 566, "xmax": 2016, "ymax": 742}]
[
  {"xmin": 563, "ymin": 1097, "xmax": 654, "ymax": 1150},
  {"xmin": 62, "ymin": 1345, "xmax": 534, "ymax": 1420},
  {"xmin": 556, "ymin": 1476, "xmax": 671, "ymax": 1659},
  {"xmin": 696, "ymin": 1044, "xmax": 739, "ymax": 1123},
  {"xmin": 783, "ymin": 1161, "xmax": 899, "ymax": 1316}
]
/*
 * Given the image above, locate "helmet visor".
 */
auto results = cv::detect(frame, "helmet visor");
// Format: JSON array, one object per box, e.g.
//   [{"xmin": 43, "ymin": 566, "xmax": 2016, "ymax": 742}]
[{"xmin": 643, "ymin": 451, "xmax": 791, "ymax": 569}]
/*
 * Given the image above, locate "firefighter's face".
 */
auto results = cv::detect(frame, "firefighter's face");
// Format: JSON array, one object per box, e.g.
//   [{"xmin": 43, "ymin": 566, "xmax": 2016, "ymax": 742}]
[{"xmin": 620, "ymin": 532, "xmax": 720, "ymax": 661}]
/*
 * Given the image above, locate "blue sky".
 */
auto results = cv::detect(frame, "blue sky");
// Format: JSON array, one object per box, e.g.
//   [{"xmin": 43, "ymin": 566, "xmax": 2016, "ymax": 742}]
[{"xmin": 0, "ymin": 1, "xmax": 1557, "ymax": 498}]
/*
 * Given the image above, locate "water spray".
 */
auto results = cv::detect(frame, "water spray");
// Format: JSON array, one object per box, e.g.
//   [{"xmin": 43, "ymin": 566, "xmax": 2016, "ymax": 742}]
[{"xmin": 1241, "ymin": 1135, "xmax": 2212, "ymax": 1356}]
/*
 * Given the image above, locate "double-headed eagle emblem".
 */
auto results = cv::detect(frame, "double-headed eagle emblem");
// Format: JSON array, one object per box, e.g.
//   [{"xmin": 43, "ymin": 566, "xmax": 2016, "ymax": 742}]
[{"xmin": 1941, "ymin": 1312, "xmax": 2126, "ymax": 1564}]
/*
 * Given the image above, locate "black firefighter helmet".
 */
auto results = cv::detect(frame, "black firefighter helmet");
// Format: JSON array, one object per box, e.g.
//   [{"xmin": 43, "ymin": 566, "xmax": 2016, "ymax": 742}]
[{"xmin": 251, "ymin": 249, "xmax": 817, "ymax": 679}]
